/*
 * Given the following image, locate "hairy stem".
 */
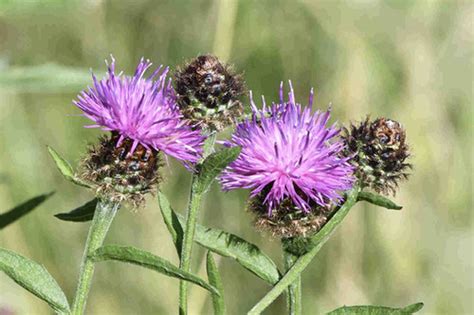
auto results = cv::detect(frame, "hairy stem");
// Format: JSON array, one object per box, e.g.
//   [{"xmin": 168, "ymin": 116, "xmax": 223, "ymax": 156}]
[
  {"xmin": 179, "ymin": 133, "xmax": 216, "ymax": 315},
  {"xmin": 248, "ymin": 187, "xmax": 360, "ymax": 315},
  {"xmin": 71, "ymin": 199, "xmax": 120, "ymax": 315},
  {"xmin": 283, "ymin": 248, "xmax": 302, "ymax": 315}
]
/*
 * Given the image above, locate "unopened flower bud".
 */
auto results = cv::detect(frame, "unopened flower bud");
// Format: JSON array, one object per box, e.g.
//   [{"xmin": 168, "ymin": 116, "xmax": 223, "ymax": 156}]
[
  {"xmin": 175, "ymin": 54, "xmax": 245, "ymax": 131},
  {"xmin": 342, "ymin": 117, "xmax": 411, "ymax": 195}
]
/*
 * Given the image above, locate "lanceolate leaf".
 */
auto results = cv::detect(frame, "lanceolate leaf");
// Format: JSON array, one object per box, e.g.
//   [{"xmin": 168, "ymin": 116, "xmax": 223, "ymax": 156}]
[
  {"xmin": 90, "ymin": 245, "xmax": 219, "ymax": 295},
  {"xmin": 0, "ymin": 63, "xmax": 91, "ymax": 93},
  {"xmin": 47, "ymin": 146, "xmax": 91, "ymax": 188},
  {"xmin": 54, "ymin": 199, "xmax": 97, "ymax": 222},
  {"xmin": 157, "ymin": 191, "xmax": 183, "ymax": 256},
  {"xmin": 206, "ymin": 252, "xmax": 225, "ymax": 315},
  {"xmin": 196, "ymin": 146, "xmax": 241, "ymax": 194},
  {"xmin": 0, "ymin": 192, "xmax": 54, "ymax": 230},
  {"xmin": 0, "ymin": 248, "xmax": 70, "ymax": 313},
  {"xmin": 357, "ymin": 191, "xmax": 403, "ymax": 210},
  {"xmin": 326, "ymin": 302, "xmax": 424, "ymax": 314},
  {"xmin": 192, "ymin": 219, "xmax": 280, "ymax": 285},
  {"xmin": 157, "ymin": 192, "xmax": 280, "ymax": 284}
]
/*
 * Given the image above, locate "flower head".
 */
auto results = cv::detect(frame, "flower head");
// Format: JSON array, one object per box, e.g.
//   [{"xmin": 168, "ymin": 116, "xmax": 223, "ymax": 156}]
[
  {"xmin": 342, "ymin": 116, "xmax": 411, "ymax": 195},
  {"xmin": 175, "ymin": 54, "xmax": 245, "ymax": 131},
  {"xmin": 74, "ymin": 57, "xmax": 204, "ymax": 163},
  {"xmin": 220, "ymin": 82, "xmax": 354, "ymax": 218}
]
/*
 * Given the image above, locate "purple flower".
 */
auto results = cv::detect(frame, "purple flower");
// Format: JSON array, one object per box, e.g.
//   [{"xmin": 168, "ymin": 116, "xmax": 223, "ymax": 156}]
[
  {"xmin": 220, "ymin": 82, "xmax": 354, "ymax": 215},
  {"xmin": 74, "ymin": 57, "xmax": 204, "ymax": 163}
]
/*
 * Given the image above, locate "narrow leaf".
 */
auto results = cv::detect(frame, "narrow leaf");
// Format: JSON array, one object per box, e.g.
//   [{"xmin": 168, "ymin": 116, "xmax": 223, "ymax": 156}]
[
  {"xmin": 358, "ymin": 191, "xmax": 403, "ymax": 210},
  {"xmin": 90, "ymin": 245, "xmax": 219, "ymax": 295},
  {"xmin": 206, "ymin": 252, "xmax": 225, "ymax": 315},
  {"xmin": 327, "ymin": 302, "xmax": 424, "ymax": 314},
  {"xmin": 47, "ymin": 146, "xmax": 91, "ymax": 188},
  {"xmin": 54, "ymin": 199, "xmax": 97, "ymax": 222},
  {"xmin": 157, "ymin": 191, "xmax": 279, "ymax": 284},
  {"xmin": 0, "ymin": 63, "xmax": 91, "ymax": 93},
  {"xmin": 401, "ymin": 303, "xmax": 425, "ymax": 313},
  {"xmin": 0, "ymin": 248, "xmax": 70, "ymax": 313},
  {"xmin": 192, "ymin": 220, "xmax": 280, "ymax": 285},
  {"xmin": 0, "ymin": 192, "xmax": 54, "ymax": 229},
  {"xmin": 197, "ymin": 146, "xmax": 241, "ymax": 194},
  {"xmin": 157, "ymin": 191, "xmax": 183, "ymax": 256}
]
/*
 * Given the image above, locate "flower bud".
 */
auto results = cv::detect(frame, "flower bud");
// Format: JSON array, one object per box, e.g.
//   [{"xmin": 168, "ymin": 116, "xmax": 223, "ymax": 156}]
[
  {"xmin": 342, "ymin": 117, "xmax": 411, "ymax": 195},
  {"xmin": 79, "ymin": 133, "xmax": 162, "ymax": 207},
  {"xmin": 175, "ymin": 54, "xmax": 245, "ymax": 131}
]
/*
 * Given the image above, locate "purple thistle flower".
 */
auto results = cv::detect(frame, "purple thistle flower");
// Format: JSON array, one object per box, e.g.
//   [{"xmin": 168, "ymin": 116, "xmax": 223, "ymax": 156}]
[
  {"xmin": 220, "ymin": 82, "xmax": 354, "ymax": 215},
  {"xmin": 74, "ymin": 57, "xmax": 204, "ymax": 163}
]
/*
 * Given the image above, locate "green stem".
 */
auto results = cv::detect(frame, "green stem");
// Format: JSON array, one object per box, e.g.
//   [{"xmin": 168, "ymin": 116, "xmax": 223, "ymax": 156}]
[
  {"xmin": 283, "ymin": 248, "xmax": 301, "ymax": 315},
  {"xmin": 179, "ymin": 133, "xmax": 216, "ymax": 315},
  {"xmin": 248, "ymin": 187, "xmax": 361, "ymax": 315},
  {"xmin": 71, "ymin": 199, "xmax": 120, "ymax": 315}
]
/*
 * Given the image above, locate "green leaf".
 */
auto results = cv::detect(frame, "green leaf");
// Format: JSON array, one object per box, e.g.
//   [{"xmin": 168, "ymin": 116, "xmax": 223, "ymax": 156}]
[
  {"xmin": 0, "ymin": 248, "xmax": 70, "ymax": 313},
  {"xmin": 327, "ymin": 302, "xmax": 424, "ymax": 314},
  {"xmin": 196, "ymin": 146, "xmax": 241, "ymax": 194},
  {"xmin": 54, "ymin": 199, "xmax": 97, "ymax": 222},
  {"xmin": 157, "ymin": 192, "xmax": 280, "ymax": 284},
  {"xmin": 0, "ymin": 192, "xmax": 54, "ymax": 229},
  {"xmin": 192, "ymin": 219, "xmax": 280, "ymax": 285},
  {"xmin": 206, "ymin": 252, "xmax": 225, "ymax": 315},
  {"xmin": 0, "ymin": 63, "xmax": 91, "ymax": 93},
  {"xmin": 358, "ymin": 191, "xmax": 403, "ymax": 210},
  {"xmin": 90, "ymin": 245, "xmax": 219, "ymax": 295},
  {"xmin": 157, "ymin": 191, "xmax": 184, "ymax": 256},
  {"xmin": 47, "ymin": 146, "xmax": 91, "ymax": 188}
]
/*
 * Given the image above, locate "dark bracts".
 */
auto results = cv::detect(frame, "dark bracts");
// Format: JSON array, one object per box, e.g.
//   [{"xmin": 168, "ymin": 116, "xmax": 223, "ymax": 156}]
[
  {"xmin": 175, "ymin": 54, "xmax": 245, "ymax": 131},
  {"xmin": 79, "ymin": 133, "xmax": 162, "ymax": 207},
  {"xmin": 343, "ymin": 117, "xmax": 411, "ymax": 195}
]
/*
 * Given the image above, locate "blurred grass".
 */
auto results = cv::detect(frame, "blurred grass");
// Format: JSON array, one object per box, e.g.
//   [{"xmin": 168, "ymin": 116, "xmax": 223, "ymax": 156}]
[{"xmin": 0, "ymin": 0, "xmax": 472, "ymax": 314}]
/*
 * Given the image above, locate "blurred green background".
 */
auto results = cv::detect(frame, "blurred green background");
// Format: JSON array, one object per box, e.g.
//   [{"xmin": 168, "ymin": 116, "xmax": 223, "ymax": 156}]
[{"xmin": 0, "ymin": 0, "xmax": 472, "ymax": 314}]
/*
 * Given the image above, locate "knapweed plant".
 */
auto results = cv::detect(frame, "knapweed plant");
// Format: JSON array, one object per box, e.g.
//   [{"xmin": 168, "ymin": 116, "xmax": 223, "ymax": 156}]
[{"xmin": 0, "ymin": 54, "xmax": 422, "ymax": 315}]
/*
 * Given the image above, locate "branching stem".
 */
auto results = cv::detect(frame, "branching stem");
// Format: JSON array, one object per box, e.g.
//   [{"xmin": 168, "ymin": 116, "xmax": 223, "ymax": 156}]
[{"xmin": 248, "ymin": 187, "xmax": 360, "ymax": 315}]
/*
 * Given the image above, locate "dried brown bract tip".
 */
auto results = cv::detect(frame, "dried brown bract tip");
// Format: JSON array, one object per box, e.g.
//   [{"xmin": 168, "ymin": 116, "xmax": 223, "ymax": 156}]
[
  {"xmin": 248, "ymin": 193, "xmax": 334, "ymax": 239},
  {"xmin": 342, "ymin": 117, "xmax": 411, "ymax": 195},
  {"xmin": 79, "ymin": 133, "xmax": 162, "ymax": 207},
  {"xmin": 175, "ymin": 54, "xmax": 245, "ymax": 131}
]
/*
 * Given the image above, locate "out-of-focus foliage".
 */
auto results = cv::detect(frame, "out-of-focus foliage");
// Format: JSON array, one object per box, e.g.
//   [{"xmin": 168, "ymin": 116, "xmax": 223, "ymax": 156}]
[{"xmin": 0, "ymin": 1, "xmax": 472, "ymax": 314}]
